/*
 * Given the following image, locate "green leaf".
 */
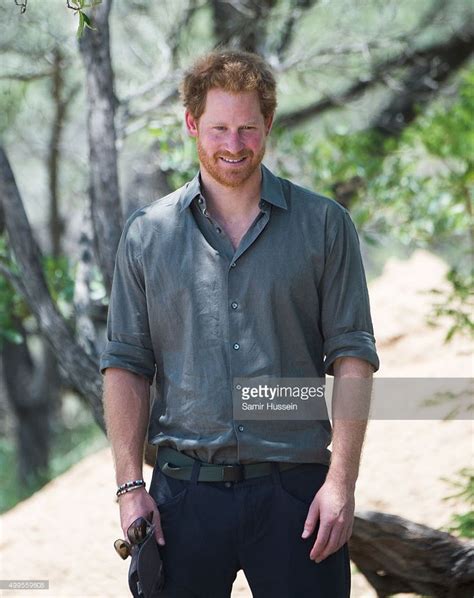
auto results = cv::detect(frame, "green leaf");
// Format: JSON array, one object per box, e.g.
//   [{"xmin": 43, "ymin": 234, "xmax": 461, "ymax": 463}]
[
  {"xmin": 77, "ymin": 11, "xmax": 85, "ymax": 38},
  {"xmin": 82, "ymin": 12, "xmax": 93, "ymax": 28},
  {"xmin": 2, "ymin": 330, "xmax": 23, "ymax": 345}
]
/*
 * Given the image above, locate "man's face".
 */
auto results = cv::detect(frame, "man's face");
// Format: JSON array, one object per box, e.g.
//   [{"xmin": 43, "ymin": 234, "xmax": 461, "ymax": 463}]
[{"xmin": 185, "ymin": 88, "xmax": 273, "ymax": 189}]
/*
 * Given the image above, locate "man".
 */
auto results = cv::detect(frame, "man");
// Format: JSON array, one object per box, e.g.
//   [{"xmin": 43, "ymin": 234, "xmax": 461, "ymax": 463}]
[{"xmin": 100, "ymin": 50, "xmax": 379, "ymax": 597}]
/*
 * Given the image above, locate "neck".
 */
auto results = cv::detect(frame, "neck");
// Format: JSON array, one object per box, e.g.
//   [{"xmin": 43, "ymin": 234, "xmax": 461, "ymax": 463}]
[{"xmin": 199, "ymin": 166, "xmax": 262, "ymax": 222}]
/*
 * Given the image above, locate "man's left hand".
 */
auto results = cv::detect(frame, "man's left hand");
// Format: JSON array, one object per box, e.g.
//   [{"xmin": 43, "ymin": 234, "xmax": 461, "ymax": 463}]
[{"xmin": 301, "ymin": 477, "xmax": 355, "ymax": 563}]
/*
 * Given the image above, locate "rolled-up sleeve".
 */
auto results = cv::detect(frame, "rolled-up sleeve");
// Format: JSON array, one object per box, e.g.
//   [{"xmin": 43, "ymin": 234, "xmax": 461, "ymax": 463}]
[
  {"xmin": 320, "ymin": 207, "xmax": 379, "ymax": 375},
  {"xmin": 99, "ymin": 212, "xmax": 156, "ymax": 384}
]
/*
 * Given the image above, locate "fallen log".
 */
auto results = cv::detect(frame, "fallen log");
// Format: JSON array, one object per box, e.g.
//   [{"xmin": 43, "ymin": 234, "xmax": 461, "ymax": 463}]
[{"xmin": 350, "ymin": 511, "xmax": 474, "ymax": 597}]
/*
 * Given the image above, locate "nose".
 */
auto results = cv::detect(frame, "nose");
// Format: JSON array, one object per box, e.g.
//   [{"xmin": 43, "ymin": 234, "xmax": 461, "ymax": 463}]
[{"xmin": 224, "ymin": 131, "xmax": 245, "ymax": 155}]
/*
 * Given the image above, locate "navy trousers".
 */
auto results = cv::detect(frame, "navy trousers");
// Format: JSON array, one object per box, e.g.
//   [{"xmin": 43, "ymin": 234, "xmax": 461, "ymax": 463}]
[{"xmin": 149, "ymin": 458, "xmax": 351, "ymax": 598}]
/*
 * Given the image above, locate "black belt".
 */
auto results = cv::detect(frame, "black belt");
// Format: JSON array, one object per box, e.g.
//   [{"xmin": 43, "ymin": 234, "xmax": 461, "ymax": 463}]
[{"xmin": 157, "ymin": 446, "xmax": 301, "ymax": 482}]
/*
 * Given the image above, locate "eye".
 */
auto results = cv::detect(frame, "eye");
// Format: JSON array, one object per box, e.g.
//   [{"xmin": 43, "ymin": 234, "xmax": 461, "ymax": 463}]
[{"xmin": 214, "ymin": 126, "xmax": 226, "ymax": 131}]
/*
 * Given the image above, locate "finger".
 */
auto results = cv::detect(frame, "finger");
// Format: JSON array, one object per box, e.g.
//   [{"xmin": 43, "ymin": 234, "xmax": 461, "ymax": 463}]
[
  {"xmin": 302, "ymin": 501, "xmax": 319, "ymax": 539},
  {"xmin": 347, "ymin": 520, "xmax": 354, "ymax": 541},
  {"xmin": 154, "ymin": 511, "xmax": 166, "ymax": 546},
  {"xmin": 335, "ymin": 520, "xmax": 352, "ymax": 548},
  {"xmin": 312, "ymin": 525, "xmax": 343, "ymax": 562},
  {"xmin": 309, "ymin": 520, "xmax": 332, "ymax": 560},
  {"xmin": 122, "ymin": 519, "xmax": 133, "ymax": 540},
  {"xmin": 122, "ymin": 511, "xmax": 146, "ymax": 539}
]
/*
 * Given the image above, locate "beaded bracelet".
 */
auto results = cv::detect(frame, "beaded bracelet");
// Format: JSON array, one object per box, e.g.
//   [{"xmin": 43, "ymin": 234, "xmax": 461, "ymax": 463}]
[
  {"xmin": 116, "ymin": 483, "xmax": 146, "ymax": 498},
  {"xmin": 116, "ymin": 479, "xmax": 145, "ymax": 497}
]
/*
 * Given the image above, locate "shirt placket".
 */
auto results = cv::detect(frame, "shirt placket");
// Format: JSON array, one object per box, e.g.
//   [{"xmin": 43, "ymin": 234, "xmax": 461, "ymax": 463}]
[
  {"xmin": 225, "ymin": 200, "xmax": 271, "ymax": 460},
  {"xmin": 192, "ymin": 194, "xmax": 272, "ymax": 460},
  {"xmin": 195, "ymin": 195, "xmax": 235, "ymax": 259}
]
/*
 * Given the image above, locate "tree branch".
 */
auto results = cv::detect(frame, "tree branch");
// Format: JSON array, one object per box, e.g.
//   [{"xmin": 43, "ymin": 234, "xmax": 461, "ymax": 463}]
[
  {"xmin": 275, "ymin": 24, "xmax": 474, "ymax": 131},
  {"xmin": 274, "ymin": 77, "xmax": 372, "ymax": 128},
  {"xmin": 0, "ymin": 70, "xmax": 54, "ymax": 81},
  {"xmin": 373, "ymin": 24, "xmax": 474, "ymax": 136},
  {"xmin": 275, "ymin": 0, "xmax": 319, "ymax": 59}
]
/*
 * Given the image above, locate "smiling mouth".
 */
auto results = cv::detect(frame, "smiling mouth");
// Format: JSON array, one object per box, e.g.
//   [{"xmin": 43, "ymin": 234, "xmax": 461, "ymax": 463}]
[{"xmin": 219, "ymin": 156, "xmax": 247, "ymax": 164}]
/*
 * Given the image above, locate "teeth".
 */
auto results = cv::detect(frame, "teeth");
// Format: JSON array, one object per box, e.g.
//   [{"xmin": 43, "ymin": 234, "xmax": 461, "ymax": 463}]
[{"xmin": 221, "ymin": 157, "xmax": 245, "ymax": 163}]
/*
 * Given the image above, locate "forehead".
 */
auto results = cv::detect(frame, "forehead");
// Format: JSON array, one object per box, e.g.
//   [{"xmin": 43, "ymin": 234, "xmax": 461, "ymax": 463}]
[{"xmin": 201, "ymin": 88, "xmax": 263, "ymax": 120}]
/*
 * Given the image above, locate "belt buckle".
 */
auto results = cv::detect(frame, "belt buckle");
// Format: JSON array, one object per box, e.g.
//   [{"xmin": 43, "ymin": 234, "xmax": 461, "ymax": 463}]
[{"xmin": 222, "ymin": 464, "xmax": 244, "ymax": 482}]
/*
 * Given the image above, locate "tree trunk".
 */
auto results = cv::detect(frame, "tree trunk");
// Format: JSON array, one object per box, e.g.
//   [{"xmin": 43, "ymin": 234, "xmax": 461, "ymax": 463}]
[
  {"xmin": 78, "ymin": 0, "xmax": 122, "ymax": 295},
  {"xmin": 2, "ymin": 320, "xmax": 53, "ymax": 489},
  {"xmin": 48, "ymin": 47, "xmax": 65, "ymax": 258},
  {"xmin": 123, "ymin": 145, "xmax": 172, "ymax": 218},
  {"xmin": 0, "ymin": 146, "xmax": 105, "ymax": 430}
]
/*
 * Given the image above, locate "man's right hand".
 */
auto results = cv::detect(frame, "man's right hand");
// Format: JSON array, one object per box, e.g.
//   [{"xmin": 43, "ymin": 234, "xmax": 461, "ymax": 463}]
[{"xmin": 118, "ymin": 487, "xmax": 165, "ymax": 546}]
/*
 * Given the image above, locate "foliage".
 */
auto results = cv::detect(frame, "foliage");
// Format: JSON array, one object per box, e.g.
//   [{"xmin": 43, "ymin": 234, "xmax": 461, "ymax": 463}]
[
  {"xmin": 0, "ymin": 235, "xmax": 76, "ymax": 348},
  {"xmin": 427, "ymin": 267, "xmax": 474, "ymax": 341},
  {"xmin": 43, "ymin": 254, "xmax": 76, "ymax": 319},
  {"xmin": 0, "ymin": 236, "xmax": 29, "ymax": 347},
  {"xmin": 66, "ymin": 0, "xmax": 102, "ymax": 38},
  {"xmin": 148, "ymin": 119, "xmax": 198, "ymax": 188},
  {"xmin": 276, "ymin": 68, "xmax": 473, "ymax": 240},
  {"xmin": 13, "ymin": 0, "xmax": 102, "ymax": 37},
  {"xmin": 442, "ymin": 468, "xmax": 474, "ymax": 539}
]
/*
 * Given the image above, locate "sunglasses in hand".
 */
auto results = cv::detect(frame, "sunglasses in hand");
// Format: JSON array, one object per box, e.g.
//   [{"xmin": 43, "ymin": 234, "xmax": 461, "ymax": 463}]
[{"xmin": 114, "ymin": 512, "xmax": 155, "ymax": 560}]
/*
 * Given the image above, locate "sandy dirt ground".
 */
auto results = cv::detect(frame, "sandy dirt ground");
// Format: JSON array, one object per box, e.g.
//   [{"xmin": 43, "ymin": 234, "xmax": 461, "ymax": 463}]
[{"xmin": 1, "ymin": 250, "xmax": 473, "ymax": 598}]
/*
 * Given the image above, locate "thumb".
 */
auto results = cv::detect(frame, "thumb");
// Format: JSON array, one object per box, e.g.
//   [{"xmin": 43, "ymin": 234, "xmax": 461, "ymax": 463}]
[{"xmin": 302, "ymin": 500, "xmax": 319, "ymax": 539}]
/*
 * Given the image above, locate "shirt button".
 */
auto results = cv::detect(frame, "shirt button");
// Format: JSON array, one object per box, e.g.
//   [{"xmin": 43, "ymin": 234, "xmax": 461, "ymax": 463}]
[
  {"xmin": 238, "ymin": 425, "xmax": 244, "ymax": 432},
  {"xmin": 259, "ymin": 200, "xmax": 265, "ymax": 208},
  {"xmin": 198, "ymin": 197, "xmax": 204, "ymax": 204},
  {"xmin": 224, "ymin": 481, "xmax": 232, "ymax": 488},
  {"xmin": 233, "ymin": 343, "xmax": 240, "ymax": 350},
  {"xmin": 202, "ymin": 208, "xmax": 207, "ymax": 216},
  {"xmin": 230, "ymin": 262, "xmax": 236, "ymax": 268},
  {"xmin": 235, "ymin": 384, "xmax": 242, "ymax": 390},
  {"xmin": 216, "ymin": 227, "xmax": 222, "ymax": 234},
  {"xmin": 231, "ymin": 302, "xmax": 238, "ymax": 309}
]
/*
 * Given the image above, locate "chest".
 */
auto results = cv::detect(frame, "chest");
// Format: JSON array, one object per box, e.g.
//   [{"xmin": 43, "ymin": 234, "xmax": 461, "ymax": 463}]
[
  {"xmin": 216, "ymin": 209, "xmax": 262, "ymax": 251},
  {"xmin": 142, "ymin": 211, "xmax": 323, "ymax": 336},
  {"xmin": 221, "ymin": 219, "xmax": 254, "ymax": 250}
]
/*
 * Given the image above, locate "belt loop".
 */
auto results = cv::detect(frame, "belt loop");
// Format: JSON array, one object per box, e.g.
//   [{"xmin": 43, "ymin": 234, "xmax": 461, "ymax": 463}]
[
  {"xmin": 190, "ymin": 459, "xmax": 201, "ymax": 485},
  {"xmin": 271, "ymin": 462, "xmax": 282, "ymax": 487}
]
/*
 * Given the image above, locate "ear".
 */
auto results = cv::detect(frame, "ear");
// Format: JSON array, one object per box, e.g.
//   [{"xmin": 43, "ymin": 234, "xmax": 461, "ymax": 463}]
[
  {"xmin": 185, "ymin": 110, "xmax": 199, "ymax": 137},
  {"xmin": 264, "ymin": 112, "xmax": 274, "ymax": 136}
]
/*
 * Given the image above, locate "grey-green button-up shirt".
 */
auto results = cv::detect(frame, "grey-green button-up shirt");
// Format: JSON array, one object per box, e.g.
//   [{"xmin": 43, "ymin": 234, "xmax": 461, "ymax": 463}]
[{"xmin": 100, "ymin": 165, "xmax": 379, "ymax": 465}]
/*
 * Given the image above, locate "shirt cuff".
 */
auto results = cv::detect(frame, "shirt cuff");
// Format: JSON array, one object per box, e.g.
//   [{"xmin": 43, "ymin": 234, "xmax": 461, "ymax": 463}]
[
  {"xmin": 99, "ymin": 340, "xmax": 156, "ymax": 384},
  {"xmin": 323, "ymin": 330, "xmax": 379, "ymax": 376}
]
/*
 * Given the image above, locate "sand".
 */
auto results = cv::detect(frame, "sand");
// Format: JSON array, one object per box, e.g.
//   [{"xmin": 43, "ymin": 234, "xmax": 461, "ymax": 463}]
[{"xmin": 1, "ymin": 249, "xmax": 473, "ymax": 597}]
